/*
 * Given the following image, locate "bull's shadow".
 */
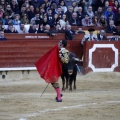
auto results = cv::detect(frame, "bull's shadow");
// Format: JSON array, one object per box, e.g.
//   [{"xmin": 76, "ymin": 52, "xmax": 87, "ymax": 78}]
[{"xmin": 61, "ymin": 52, "xmax": 81, "ymax": 91}]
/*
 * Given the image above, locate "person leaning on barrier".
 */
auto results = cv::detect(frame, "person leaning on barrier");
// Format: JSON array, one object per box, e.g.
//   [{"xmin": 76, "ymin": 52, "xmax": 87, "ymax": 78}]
[
  {"xmin": 0, "ymin": 30, "xmax": 7, "ymax": 41},
  {"xmin": 44, "ymin": 24, "xmax": 57, "ymax": 36},
  {"xmin": 18, "ymin": 23, "xmax": 28, "ymax": 33},
  {"xmin": 97, "ymin": 30, "xmax": 107, "ymax": 41},
  {"xmin": 81, "ymin": 28, "xmax": 98, "ymax": 45},
  {"xmin": 105, "ymin": 20, "xmax": 118, "ymax": 33},
  {"xmin": 76, "ymin": 27, "xmax": 85, "ymax": 34},
  {"xmin": 4, "ymin": 24, "xmax": 18, "ymax": 33},
  {"xmin": 65, "ymin": 24, "xmax": 77, "ymax": 40},
  {"xmin": 109, "ymin": 32, "xmax": 120, "ymax": 41}
]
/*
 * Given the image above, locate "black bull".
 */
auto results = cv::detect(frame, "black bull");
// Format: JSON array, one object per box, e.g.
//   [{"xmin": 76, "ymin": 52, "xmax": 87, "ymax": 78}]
[{"xmin": 61, "ymin": 52, "xmax": 80, "ymax": 91}]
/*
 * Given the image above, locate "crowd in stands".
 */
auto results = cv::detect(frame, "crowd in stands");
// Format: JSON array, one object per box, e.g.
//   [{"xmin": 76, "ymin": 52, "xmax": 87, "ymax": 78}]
[{"xmin": 0, "ymin": 0, "xmax": 120, "ymax": 39}]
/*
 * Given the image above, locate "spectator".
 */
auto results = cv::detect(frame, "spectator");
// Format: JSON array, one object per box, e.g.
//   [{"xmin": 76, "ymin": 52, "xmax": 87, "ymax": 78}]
[
  {"xmin": 76, "ymin": 7, "xmax": 85, "ymax": 23},
  {"xmin": 59, "ymin": 0, "xmax": 67, "ymax": 13},
  {"xmin": 0, "ymin": 30, "xmax": 7, "ymax": 40},
  {"xmin": 107, "ymin": 13, "xmax": 115, "ymax": 25},
  {"xmin": 30, "ymin": 13, "xmax": 41, "ymax": 25},
  {"xmin": 46, "ymin": 9, "xmax": 54, "ymax": 27},
  {"xmin": 72, "ymin": 1, "xmax": 78, "ymax": 12},
  {"xmin": 94, "ymin": 7, "xmax": 104, "ymax": 20},
  {"xmin": 98, "ymin": 15, "xmax": 108, "ymax": 27},
  {"xmin": 84, "ymin": 0, "xmax": 93, "ymax": 13},
  {"xmin": 69, "ymin": 12, "xmax": 81, "ymax": 26},
  {"xmin": 37, "ymin": 23, "xmax": 44, "ymax": 33},
  {"xmin": 27, "ymin": 5, "xmax": 36, "ymax": 21},
  {"xmin": 104, "ymin": 6, "xmax": 115, "ymax": 20},
  {"xmin": 44, "ymin": 24, "xmax": 57, "ymax": 36},
  {"xmin": 50, "ymin": 2, "xmax": 57, "ymax": 15},
  {"xmin": 55, "ymin": 6, "xmax": 64, "ymax": 16},
  {"xmin": 81, "ymin": 14, "xmax": 93, "ymax": 26},
  {"xmin": 10, "ymin": 0, "xmax": 19, "ymax": 14},
  {"xmin": 58, "ymin": 14, "xmax": 69, "ymax": 27},
  {"xmin": 109, "ymin": 32, "xmax": 120, "ymax": 41},
  {"xmin": 12, "ymin": 14, "xmax": 21, "ymax": 25},
  {"xmin": 39, "ymin": 2, "xmax": 47, "ymax": 13},
  {"xmin": 18, "ymin": 23, "xmax": 28, "ymax": 33},
  {"xmin": 0, "ymin": 8, "xmax": 4, "ymax": 23},
  {"xmin": 32, "ymin": 0, "xmax": 41, "ymax": 10},
  {"xmin": 21, "ymin": 0, "xmax": 30, "ymax": 10},
  {"xmin": 40, "ymin": 0, "xmax": 51, "ymax": 11},
  {"xmin": 3, "ymin": 14, "xmax": 13, "ymax": 25},
  {"xmin": 109, "ymin": 0, "xmax": 115, "ymax": 7},
  {"xmin": 17, "ymin": 0, "xmax": 24, "ymax": 10},
  {"xmin": 65, "ymin": 6, "xmax": 73, "ymax": 20},
  {"xmin": 97, "ymin": 30, "xmax": 107, "ymax": 40},
  {"xmin": 78, "ymin": 0, "xmax": 87, "ymax": 13},
  {"xmin": 28, "ymin": 24, "xmax": 38, "ymax": 33},
  {"xmin": 55, "ymin": 24, "xmax": 63, "ymax": 33},
  {"xmin": 92, "ymin": 15, "xmax": 101, "ymax": 26},
  {"xmin": 105, "ymin": 20, "xmax": 118, "ymax": 33},
  {"xmin": 92, "ymin": 0, "xmax": 107, "ymax": 12},
  {"xmin": 76, "ymin": 27, "xmax": 85, "ymax": 34},
  {"xmin": 42, "ymin": 15, "xmax": 48, "ymax": 26},
  {"xmin": 39, "ymin": 7, "xmax": 45, "ymax": 20},
  {"xmin": 65, "ymin": 24, "xmax": 77, "ymax": 40},
  {"xmin": 21, "ymin": 13, "xmax": 30, "ymax": 24},
  {"xmin": 4, "ymin": 4, "xmax": 14, "ymax": 19},
  {"xmin": 0, "ymin": 0, "xmax": 7, "ymax": 10},
  {"xmin": 0, "ymin": 21, "xmax": 5, "ymax": 31},
  {"xmin": 86, "ymin": 6, "xmax": 94, "ymax": 18},
  {"xmin": 52, "ymin": 13, "xmax": 60, "ymax": 27},
  {"xmin": 112, "ymin": 0, "xmax": 120, "ymax": 14},
  {"xmin": 103, "ymin": 1, "xmax": 110, "ymax": 12},
  {"xmin": 115, "ymin": 7, "xmax": 120, "ymax": 26},
  {"xmin": 81, "ymin": 28, "xmax": 98, "ymax": 45},
  {"xmin": 4, "ymin": 24, "xmax": 18, "ymax": 33},
  {"xmin": 18, "ymin": 4, "xmax": 27, "ymax": 17}
]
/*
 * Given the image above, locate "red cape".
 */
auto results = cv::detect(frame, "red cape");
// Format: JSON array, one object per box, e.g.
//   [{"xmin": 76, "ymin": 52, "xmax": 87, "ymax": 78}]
[{"xmin": 35, "ymin": 45, "xmax": 62, "ymax": 83}]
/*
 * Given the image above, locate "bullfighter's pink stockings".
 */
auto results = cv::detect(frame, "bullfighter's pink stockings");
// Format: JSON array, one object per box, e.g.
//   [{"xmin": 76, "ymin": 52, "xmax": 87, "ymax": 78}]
[{"xmin": 55, "ymin": 87, "xmax": 61, "ymax": 100}]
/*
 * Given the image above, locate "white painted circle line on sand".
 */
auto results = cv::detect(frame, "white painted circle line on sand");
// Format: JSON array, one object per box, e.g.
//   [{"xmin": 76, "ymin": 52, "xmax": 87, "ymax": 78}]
[{"xmin": 20, "ymin": 100, "xmax": 120, "ymax": 119}]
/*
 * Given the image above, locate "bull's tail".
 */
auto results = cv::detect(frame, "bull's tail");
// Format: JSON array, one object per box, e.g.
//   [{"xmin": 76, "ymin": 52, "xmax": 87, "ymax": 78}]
[{"xmin": 76, "ymin": 64, "xmax": 81, "ymax": 73}]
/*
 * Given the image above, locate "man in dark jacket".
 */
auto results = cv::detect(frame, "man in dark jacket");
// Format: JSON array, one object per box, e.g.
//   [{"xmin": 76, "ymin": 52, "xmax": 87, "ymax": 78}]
[
  {"xmin": 97, "ymin": 30, "xmax": 107, "ymax": 41},
  {"xmin": 65, "ymin": 24, "xmax": 76, "ymax": 40},
  {"xmin": 4, "ymin": 24, "xmax": 18, "ymax": 33},
  {"xmin": 69, "ymin": 12, "xmax": 81, "ymax": 26},
  {"xmin": 0, "ymin": 30, "xmax": 7, "ymax": 40},
  {"xmin": 105, "ymin": 20, "xmax": 118, "ymax": 33},
  {"xmin": 109, "ymin": 32, "xmax": 120, "ymax": 41}
]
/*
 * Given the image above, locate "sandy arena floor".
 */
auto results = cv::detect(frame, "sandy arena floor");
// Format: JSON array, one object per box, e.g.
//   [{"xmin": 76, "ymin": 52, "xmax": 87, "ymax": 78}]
[{"xmin": 0, "ymin": 71, "xmax": 120, "ymax": 120}]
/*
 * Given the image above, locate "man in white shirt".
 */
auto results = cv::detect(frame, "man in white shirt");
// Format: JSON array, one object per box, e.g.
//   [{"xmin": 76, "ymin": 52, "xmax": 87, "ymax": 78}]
[
  {"xmin": 18, "ymin": 24, "xmax": 28, "ymax": 33},
  {"xmin": 81, "ymin": 28, "xmax": 98, "ymax": 45}
]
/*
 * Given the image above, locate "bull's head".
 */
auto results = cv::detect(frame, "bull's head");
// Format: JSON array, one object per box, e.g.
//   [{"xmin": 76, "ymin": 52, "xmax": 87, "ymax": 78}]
[{"xmin": 67, "ymin": 52, "xmax": 80, "ymax": 75}]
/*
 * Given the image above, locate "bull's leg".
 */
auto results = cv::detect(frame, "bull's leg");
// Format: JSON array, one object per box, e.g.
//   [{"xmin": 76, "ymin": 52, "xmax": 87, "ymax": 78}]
[
  {"xmin": 73, "ymin": 79, "xmax": 76, "ymax": 90},
  {"xmin": 73, "ymin": 66, "xmax": 77, "ymax": 90},
  {"xmin": 69, "ymin": 78, "xmax": 73, "ymax": 91},
  {"xmin": 65, "ymin": 77, "xmax": 69, "ymax": 89},
  {"xmin": 61, "ymin": 76, "xmax": 65, "ymax": 91}
]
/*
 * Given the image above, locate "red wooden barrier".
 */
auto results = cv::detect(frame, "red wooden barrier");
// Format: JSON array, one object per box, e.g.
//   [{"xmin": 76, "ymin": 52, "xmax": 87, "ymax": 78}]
[
  {"xmin": 4, "ymin": 33, "xmax": 113, "ymax": 41},
  {"xmin": 83, "ymin": 41, "xmax": 120, "ymax": 74},
  {"xmin": 0, "ymin": 40, "xmax": 83, "ymax": 68}
]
